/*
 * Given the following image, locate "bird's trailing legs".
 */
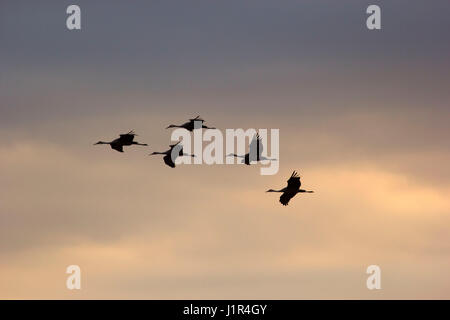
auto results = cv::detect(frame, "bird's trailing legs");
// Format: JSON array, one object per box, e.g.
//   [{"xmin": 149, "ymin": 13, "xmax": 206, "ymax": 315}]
[
  {"xmin": 132, "ymin": 142, "xmax": 148, "ymax": 146},
  {"xmin": 182, "ymin": 153, "xmax": 196, "ymax": 158},
  {"xmin": 227, "ymin": 153, "xmax": 245, "ymax": 158}
]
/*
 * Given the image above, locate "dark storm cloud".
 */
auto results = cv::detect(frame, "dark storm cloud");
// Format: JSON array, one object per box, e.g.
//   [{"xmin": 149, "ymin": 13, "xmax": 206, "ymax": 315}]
[{"xmin": 1, "ymin": 0, "xmax": 449, "ymax": 122}]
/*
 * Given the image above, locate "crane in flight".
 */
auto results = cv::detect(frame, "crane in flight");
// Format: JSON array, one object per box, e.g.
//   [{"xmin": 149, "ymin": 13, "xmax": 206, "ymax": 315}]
[
  {"xmin": 266, "ymin": 171, "xmax": 313, "ymax": 206},
  {"xmin": 166, "ymin": 116, "xmax": 216, "ymax": 131},
  {"xmin": 149, "ymin": 142, "xmax": 195, "ymax": 168},
  {"xmin": 94, "ymin": 130, "xmax": 148, "ymax": 153},
  {"xmin": 227, "ymin": 133, "xmax": 276, "ymax": 165}
]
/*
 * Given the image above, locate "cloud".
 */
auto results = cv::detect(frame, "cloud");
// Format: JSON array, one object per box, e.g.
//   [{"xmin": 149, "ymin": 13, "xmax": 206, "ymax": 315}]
[
  {"xmin": 1, "ymin": 138, "xmax": 449, "ymax": 298},
  {"xmin": 1, "ymin": 0, "xmax": 450, "ymax": 298}
]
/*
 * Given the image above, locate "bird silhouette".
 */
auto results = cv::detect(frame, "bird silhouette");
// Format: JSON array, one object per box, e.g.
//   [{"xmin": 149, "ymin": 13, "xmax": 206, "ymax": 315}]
[
  {"xmin": 94, "ymin": 130, "xmax": 148, "ymax": 152},
  {"xmin": 166, "ymin": 115, "xmax": 216, "ymax": 131},
  {"xmin": 227, "ymin": 133, "xmax": 276, "ymax": 165},
  {"xmin": 149, "ymin": 141, "xmax": 195, "ymax": 168},
  {"xmin": 266, "ymin": 171, "xmax": 313, "ymax": 206}
]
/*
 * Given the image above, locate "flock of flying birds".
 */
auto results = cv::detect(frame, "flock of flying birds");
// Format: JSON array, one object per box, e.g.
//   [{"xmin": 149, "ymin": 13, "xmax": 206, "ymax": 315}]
[{"xmin": 94, "ymin": 116, "xmax": 314, "ymax": 206}]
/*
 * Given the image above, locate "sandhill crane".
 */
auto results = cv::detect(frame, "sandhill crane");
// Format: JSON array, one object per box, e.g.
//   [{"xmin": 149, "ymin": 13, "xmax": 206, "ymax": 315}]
[
  {"xmin": 166, "ymin": 116, "xmax": 216, "ymax": 131},
  {"xmin": 227, "ymin": 134, "xmax": 276, "ymax": 165},
  {"xmin": 94, "ymin": 130, "xmax": 148, "ymax": 153},
  {"xmin": 149, "ymin": 141, "xmax": 195, "ymax": 168},
  {"xmin": 266, "ymin": 171, "xmax": 313, "ymax": 206}
]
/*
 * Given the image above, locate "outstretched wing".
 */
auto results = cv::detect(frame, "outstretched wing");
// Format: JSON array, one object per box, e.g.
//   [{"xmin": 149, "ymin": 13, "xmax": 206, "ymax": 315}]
[
  {"xmin": 169, "ymin": 141, "xmax": 181, "ymax": 148},
  {"xmin": 120, "ymin": 130, "xmax": 136, "ymax": 137},
  {"xmin": 169, "ymin": 141, "xmax": 183, "ymax": 154},
  {"xmin": 163, "ymin": 154, "xmax": 176, "ymax": 168},
  {"xmin": 279, "ymin": 191, "xmax": 296, "ymax": 206},
  {"xmin": 249, "ymin": 133, "xmax": 263, "ymax": 160},
  {"xmin": 286, "ymin": 171, "xmax": 301, "ymax": 190},
  {"xmin": 110, "ymin": 143, "xmax": 124, "ymax": 153},
  {"xmin": 189, "ymin": 115, "xmax": 204, "ymax": 122},
  {"xmin": 168, "ymin": 142, "xmax": 184, "ymax": 158},
  {"xmin": 119, "ymin": 130, "xmax": 136, "ymax": 143}
]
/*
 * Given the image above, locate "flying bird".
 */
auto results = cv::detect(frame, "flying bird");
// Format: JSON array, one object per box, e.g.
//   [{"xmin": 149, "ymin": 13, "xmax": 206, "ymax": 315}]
[
  {"xmin": 149, "ymin": 141, "xmax": 195, "ymax": 168},
  {"xmin": 227, "ymin": 134, "xmax": 276, "ymax": 165},
  {"xmin": 166, "ymin": 115, "xmax": 216, "ymax": 131},
  {"xmin": 94, "ymin": 130, "xmax": 148, "ymax": 153},
  {"xmin": 266, "ymin": 171, "xmax": 313, "ymax": 206}
]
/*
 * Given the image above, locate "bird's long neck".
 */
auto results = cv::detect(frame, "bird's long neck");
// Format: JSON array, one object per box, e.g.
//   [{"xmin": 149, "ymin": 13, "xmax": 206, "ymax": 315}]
[
  {"xmin": 298, "ymin": 189, "xmax": 314, "ymax": 193},
  {"xmin": 97, "ymin": 141, "xmax": 111, "ymax": 145},
  {"xmin": 267, "ymin": 188, "xmax": 285, "ymax": 193},
  {"xmin": 150, "ymin": 151, "xmax": 167, "ymax": 155}
]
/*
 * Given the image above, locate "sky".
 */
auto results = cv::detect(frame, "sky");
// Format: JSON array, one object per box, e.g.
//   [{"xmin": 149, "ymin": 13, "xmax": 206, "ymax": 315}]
[{"xmin": 1, "ymin": 0, "xmax": 450, "ymax": 299}]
